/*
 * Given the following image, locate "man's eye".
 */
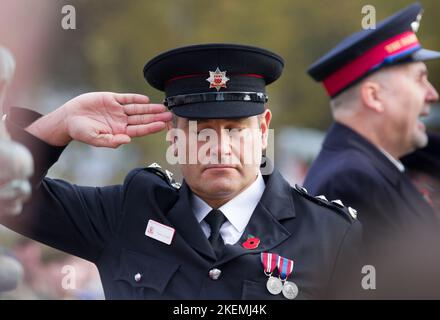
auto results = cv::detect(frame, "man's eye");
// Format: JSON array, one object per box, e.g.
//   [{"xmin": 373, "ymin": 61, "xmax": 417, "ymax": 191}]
[{"xmin": 196, "ymin": 129, "xmax": 213, "ymax": 136}]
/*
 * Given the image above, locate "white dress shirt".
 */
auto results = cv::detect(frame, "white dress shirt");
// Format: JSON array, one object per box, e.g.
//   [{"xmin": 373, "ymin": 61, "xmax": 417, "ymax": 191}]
[
  {"xmin": 379, "ymin": 148, "xmax": 405, "ymax": 173},
  {"xmin": 191, "ymin": 173, "xmax": 266, "ymax": 245}
]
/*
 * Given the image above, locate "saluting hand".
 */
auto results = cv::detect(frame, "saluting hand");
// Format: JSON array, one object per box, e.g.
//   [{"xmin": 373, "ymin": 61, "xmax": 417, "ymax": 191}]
[{"xmin": 26, "ymin": 92, "xmax": 172, "ymax": 148}]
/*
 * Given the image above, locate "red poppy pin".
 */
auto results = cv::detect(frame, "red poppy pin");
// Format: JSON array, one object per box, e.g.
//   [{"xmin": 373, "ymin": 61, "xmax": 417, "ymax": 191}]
[{"xmin": 242, "ymin": 234, "xmax": 260, "ymax": 250}]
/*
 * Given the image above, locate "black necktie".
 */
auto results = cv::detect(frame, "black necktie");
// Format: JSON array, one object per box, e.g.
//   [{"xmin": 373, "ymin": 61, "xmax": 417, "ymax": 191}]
[{"xmin": 204, "ymin": 209, "xmax": 227, "ymax": 257}]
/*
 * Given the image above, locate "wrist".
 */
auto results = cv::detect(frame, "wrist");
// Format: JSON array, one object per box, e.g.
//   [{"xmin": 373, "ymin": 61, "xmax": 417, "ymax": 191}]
[{"xmin": 25, "ymin": 106, "xmax": 72, "ymax": 147}]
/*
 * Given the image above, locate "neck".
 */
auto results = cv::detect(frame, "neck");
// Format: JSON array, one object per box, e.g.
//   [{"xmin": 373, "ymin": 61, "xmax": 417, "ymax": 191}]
[
  {"xmin": 202, "ymin": 197, "xmax": 233, "ymax": 210},
  {"xmin": 192, "ymin": 174, "xmax": 259, "ymax": 209},
  {"xmin": 336, "ymin": 118, "xmax": 403, "ymax": 159}
]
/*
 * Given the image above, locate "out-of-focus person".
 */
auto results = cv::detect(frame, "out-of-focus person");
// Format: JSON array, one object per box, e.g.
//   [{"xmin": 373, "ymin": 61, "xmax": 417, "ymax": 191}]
[
  {"xmin": 305, "ymin": 2, "xmax": 440, "ymax": 254},
  {"xmin": 0, "ymin": 46, "xmax": 33, "ymax": 295}
]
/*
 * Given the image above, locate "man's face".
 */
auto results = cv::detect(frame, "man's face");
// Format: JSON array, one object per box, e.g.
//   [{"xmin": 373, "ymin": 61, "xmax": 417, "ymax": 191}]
[
  {"xmin": 171, "ymin": 110, "xmax": 271, "ymax": 206},
  {"xmin": 380, "ymin": 62, "xmax": 439, "ymax": 156}
]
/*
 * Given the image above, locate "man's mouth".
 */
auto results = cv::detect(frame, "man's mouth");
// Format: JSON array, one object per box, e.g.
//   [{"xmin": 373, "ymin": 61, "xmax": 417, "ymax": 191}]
[
  {"xmin": 417, "ymin": 121, "xmax": 426, "ymax": 131},
  {"xmin": 417, "ymin": 110, "xmax": 430, "ymax": 131},
  {"xmin": 203, "ymin": 165, "xmax": 238, "ymax": 171},
  {"xmin": 419, "ymin": 105, "xmax": 431, "ymax": 118}
]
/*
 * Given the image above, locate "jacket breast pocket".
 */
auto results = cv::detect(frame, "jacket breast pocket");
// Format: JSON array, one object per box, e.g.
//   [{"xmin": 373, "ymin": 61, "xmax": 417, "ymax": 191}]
[{"xmin": 114, "ymin": 248, "xmax": 180, "ymax": 299}]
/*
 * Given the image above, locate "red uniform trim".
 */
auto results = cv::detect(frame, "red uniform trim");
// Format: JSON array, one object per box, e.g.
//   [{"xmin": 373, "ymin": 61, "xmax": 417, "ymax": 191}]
[{"xmin": 323, "ymin": 31, "xmax": 421, "ymax": 97}]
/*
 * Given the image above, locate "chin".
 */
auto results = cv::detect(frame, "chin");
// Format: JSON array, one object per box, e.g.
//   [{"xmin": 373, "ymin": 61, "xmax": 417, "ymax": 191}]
[
  {"xmin": 204, "ymin": 177, "xmax": 239, "ymax": 193},
  {"xmin": 202, "ymin": 167, "xmax": 240, "ymax": 178},
  {"xmin": 412, "ymin": 132, "xmax": 429, "ymax": 150}
]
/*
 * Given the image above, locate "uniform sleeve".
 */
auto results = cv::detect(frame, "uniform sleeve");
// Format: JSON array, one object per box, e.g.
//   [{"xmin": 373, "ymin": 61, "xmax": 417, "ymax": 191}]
[{"xmin": 0, "ymin": 107, "xmax": 123, "ymax": 262}]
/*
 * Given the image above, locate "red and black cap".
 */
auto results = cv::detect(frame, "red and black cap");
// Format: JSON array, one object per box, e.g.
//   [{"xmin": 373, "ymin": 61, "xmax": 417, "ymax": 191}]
[
  {"xmin": 143, "ymin": 44, "xmax": 284, "ymax": 119},
  {"xmin": 308, "ymin": 2, "xmax": 440, "ymax": 98}
]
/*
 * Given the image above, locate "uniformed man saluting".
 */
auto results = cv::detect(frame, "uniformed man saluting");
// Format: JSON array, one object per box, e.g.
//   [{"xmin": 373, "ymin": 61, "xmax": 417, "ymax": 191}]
[{"xmin": 1, "ymin": 44, "xmax": 361, "ymax": 299}]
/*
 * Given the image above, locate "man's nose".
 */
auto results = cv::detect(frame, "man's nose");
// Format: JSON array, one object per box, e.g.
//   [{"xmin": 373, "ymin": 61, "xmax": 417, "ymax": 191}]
[
  {"xmin": 216, "ymin": 129, "xmax": 232, "ymax": 156},
  {"xmin": 426, "ymin": 81, "xmax": 439, "ymax": 103}
]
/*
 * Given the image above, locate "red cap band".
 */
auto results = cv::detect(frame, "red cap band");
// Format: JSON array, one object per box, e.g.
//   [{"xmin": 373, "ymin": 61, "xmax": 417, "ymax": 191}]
[{"xmin": 323, "ymin": 31, "xmax": 421, "ymax": 97}]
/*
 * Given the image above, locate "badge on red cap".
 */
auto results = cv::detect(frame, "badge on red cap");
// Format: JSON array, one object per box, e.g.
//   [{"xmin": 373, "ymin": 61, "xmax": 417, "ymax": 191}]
[{"xmin": 206, "ymin": 67, "xmax": 229, "ymax": 91}]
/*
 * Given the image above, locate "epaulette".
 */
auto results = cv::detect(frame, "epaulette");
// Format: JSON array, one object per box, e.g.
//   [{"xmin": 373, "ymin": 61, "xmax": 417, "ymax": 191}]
[
  {"xmin": 293, "ymin": 184, "xmax": 358, "ymax": 222},
  {"xmin": 144, "ymin": 163, "xmax": 181, "ymax": 190}
]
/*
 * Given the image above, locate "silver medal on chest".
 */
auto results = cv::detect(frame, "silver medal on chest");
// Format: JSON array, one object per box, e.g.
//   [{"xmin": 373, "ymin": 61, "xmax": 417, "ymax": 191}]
[
  {"xmin": 266, "ymin": 276, "xmax": 283, "ymax": 295},
  {"xmin": 282, "ymin": 281, "xmax": 299, "ymax": 300}
]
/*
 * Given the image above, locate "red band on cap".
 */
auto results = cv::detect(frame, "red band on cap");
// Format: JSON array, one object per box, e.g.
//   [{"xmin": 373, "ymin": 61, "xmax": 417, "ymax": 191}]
[
  {"xmin": 323, "ymin": 31, "xmax": 421, "ymax": 97},
  {"xmin": 167, "ymin": 73, "xmax": 263, "ymax": 84},
  {"xmin": 237, "ymin": 74, "xmax": 264, "ymax": 79}
]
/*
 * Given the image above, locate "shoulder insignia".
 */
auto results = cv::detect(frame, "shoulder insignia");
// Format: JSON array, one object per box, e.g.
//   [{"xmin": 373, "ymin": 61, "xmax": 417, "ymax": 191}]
[
  {"xmin": 148, "ymin": 162, "xmax": 162, "ymax": 169},
  {"xmin": 331, "ymin": 199, "xmax": 345, "ymax": 208},
  {"xmin": 348, "ymin": 207, "xmax": 358, "ymax": 219},
  {"xmin": 293, "ymin": 184, "xmax": 308, "ymax": 195},
  {"xmin": 293, "ymin": 184, "xmax": 357, "ymax": 222},
  {"xmin": 144, "ymin": 163, "xmax": 181, "ymax": 189}
]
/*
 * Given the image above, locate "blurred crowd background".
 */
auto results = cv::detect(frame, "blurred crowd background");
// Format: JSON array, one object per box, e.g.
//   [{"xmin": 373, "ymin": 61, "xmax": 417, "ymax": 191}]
[{"xmin": 0, "ymin": 0, "xmax": 439, "ymax": 299}]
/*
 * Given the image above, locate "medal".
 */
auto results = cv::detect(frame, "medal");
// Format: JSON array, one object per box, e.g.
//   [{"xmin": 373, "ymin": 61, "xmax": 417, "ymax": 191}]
[
  {"xmin": 277, "ymin": 255, "xmax": 298, "ymax": 300},
  {"xmin": 260, "ymin": 253, "xmax": 282, "ymax": 295},
  {"xmin": 266, "ymin": 275, "xmax": 283, "ymax": 295},
  {"xmin": 282, "ymin": 281, "xmax": 299, "ymax": 300}
]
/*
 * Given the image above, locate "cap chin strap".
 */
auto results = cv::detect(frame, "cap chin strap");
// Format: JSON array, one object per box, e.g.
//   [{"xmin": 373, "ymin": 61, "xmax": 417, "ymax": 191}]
[{"xmin": 164, "ymin": 92, "xmax": 268, "ymax": 108}]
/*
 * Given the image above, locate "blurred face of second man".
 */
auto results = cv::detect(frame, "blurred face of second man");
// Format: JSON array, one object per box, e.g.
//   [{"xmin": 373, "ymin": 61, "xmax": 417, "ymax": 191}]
[{"xmin": 372, "ymin": 62, "xmax": 439, "ymax": 157}]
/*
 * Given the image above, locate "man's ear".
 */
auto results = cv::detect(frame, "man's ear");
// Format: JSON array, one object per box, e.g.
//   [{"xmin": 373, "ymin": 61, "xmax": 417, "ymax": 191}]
[
  {"xmin": 360, "ymin": 80, "xmax": 385, "ymax": 113},
  {"xmin": 166, "ymin": 121, "xmax": 171, "ymax": 131},
  {"xmin": 260, "ymin": 109, "xmax": 272, "ymax": 150},
  {"xmin": 165, "ymin": 117, "xmax": 179, "ymax": 156}
]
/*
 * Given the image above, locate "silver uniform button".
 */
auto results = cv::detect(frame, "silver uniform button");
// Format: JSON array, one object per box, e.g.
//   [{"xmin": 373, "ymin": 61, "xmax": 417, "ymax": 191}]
[
  {"xmin": 209, "ymin": 268, "xmax": 222, "ymax": 280},
  {"xmin": 134, "ymin": 273, "xmax": 142, "ymax": 282}
]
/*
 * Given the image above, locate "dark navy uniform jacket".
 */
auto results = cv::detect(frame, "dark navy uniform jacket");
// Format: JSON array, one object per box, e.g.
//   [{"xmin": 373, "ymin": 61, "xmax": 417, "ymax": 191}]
[
  {"xmin": 304, "ymin": 122, "xmax": 438, "ymax": 252},
  {"xmin": 403, "ymin": 132, "xmax": 440, "ymax": 176},
  {"xmin": 402, "ymin": 132, "xmax": 440, "ymax": 214},
  {"xmin": 1, "ymin": 108, "xmax": 362, "ymax": 300}
]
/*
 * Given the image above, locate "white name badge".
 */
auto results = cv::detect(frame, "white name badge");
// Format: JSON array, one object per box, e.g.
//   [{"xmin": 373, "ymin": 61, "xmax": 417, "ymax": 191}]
[{"xmin": 145, "ymin": 219, "xmax": 175, "ymax": 245}]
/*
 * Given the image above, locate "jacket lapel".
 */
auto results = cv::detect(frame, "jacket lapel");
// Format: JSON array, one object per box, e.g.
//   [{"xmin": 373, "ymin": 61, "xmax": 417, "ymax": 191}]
[
  {"xmin": 166, "ymin": 182, "xmax": 217, "ymax": 260},
  {"xmin": 215, "ymin": 169, "xmax": 296, "ymax": 266},
  {"xmin": 395, "ymin": 172, "xmax": 436, "ymax": 221}
]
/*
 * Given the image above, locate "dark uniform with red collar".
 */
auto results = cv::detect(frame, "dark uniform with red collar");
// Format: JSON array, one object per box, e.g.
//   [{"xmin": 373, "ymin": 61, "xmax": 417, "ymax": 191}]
[
  {"xmin": 1, "ymin": 44, "xmax": 361, "ymax": 299},
  {"xmin": 304, "ymin": 3, "xmax": 440, "ymax": 250}
]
